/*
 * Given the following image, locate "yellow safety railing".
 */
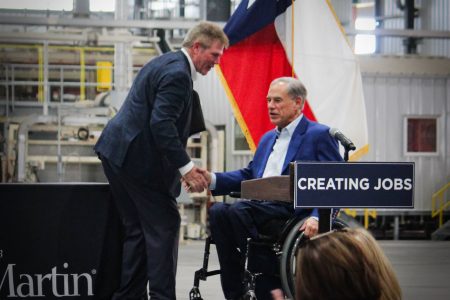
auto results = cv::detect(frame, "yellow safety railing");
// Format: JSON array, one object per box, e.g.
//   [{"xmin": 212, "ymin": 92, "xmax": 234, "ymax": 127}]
[
  {"xmin": 364, "ymin": 209, "xmax": 377, "ymax": 229},
  {"xmin": 431, "ymin": 182, "xmax": 450, "ymax": 227},
  {"xmin": 343, "ymin": 209, "xmax": 377, "ymax": 229},
  {"xmin": 79, "ymin": 48, "xmax": 85, "ymax": 100},
  {"xmin": 1, "ymin": 44, "xmax": 115, "ymax": 102},
  {"xmin": 343, "ymin": 208, "xmax": 357, "ymax": 218},
  {"xmin": 37, "ymin": 46, "xmax": 44, "ymax": 102}
]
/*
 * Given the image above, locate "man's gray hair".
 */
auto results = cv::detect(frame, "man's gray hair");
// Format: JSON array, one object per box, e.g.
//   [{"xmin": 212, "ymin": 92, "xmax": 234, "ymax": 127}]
[
  {"xmin": 270, "ymin": 77, "xmax": 307, "ymax": 101},
  {"xmin": 182, "ymin": 21, "xmax": 229, "ymax": 49}
]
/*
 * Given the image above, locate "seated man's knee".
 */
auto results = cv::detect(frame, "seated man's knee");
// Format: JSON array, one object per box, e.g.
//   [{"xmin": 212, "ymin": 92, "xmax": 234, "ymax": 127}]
[
  {"xmin": 227, "ymin": 201, "xmax": 255, "ymax": 223},
  {"xmin": 228, "ymin": 201, "xmax": 250, "ymax": 215},
  {"xmin": 209, "ymin": 202, "xmax": 227, "ymax": 217},
  {"xmin": 208, "ymin": 202, "xmax": 229, "ymax": 225}
]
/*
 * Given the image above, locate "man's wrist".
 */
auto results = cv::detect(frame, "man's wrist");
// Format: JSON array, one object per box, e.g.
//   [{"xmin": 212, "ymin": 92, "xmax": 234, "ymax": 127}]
[
  {"xmin": 179, "ymin": 161, "xmax": 194, "ymax": 176},
  {"xmin": 209, "ymin": 173, "xmax": 217, "ymax": 190}
]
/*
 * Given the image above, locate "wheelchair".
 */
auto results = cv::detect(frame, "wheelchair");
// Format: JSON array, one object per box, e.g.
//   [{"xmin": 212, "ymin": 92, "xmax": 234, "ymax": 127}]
[
  {"xmin": 189, "ymin": 138, "xmax": 358, "ymax": 299},
  {"xmin": 189, "ymin": 206, "xmax": 359, "ymax": 300}
]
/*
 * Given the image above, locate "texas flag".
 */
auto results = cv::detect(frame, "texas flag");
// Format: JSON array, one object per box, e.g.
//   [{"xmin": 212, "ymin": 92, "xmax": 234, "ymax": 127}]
[{"xmin": 216, "ymin": 0, "xmax": 369, "ymax": 160}]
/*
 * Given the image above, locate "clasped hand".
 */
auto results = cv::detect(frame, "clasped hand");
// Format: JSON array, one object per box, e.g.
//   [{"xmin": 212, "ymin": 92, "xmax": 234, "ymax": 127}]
[{"xmin": 181, "ymin": 167, "xmax": 211, "ymax": 193}]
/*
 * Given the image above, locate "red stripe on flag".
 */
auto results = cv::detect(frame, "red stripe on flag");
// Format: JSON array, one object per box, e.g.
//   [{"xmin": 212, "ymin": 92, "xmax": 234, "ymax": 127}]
[{"xmin": 220, "ymin": 23, "xmax": 316, "ymax": 147}]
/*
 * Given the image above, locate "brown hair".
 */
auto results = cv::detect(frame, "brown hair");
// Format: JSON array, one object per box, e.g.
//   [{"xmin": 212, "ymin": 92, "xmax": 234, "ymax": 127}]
[{"xmin": 295, "ymin": 228, "xmax": 401, "ymax": 300}]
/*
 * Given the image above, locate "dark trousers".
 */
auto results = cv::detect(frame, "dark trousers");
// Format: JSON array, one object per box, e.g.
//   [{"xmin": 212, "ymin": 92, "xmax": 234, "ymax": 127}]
[
  {"xmin": 101, "ymin": 157, "xmax": 180, "ymax": 300},
  {"xmin": 208, "ymin": 201, "xmax": 293, "ymax": 300}
]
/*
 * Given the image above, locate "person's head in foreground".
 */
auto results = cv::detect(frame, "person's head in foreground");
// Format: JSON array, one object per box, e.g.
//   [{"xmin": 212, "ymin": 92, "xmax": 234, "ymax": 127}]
[{"xmin": 295, "ymin": 228, "xmax": 401, "ymax": 300}]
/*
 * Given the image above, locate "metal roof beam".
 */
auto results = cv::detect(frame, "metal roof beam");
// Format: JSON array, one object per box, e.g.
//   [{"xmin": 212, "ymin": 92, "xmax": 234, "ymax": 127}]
[
  {"xmin": 347, "ymin": 28, "xmax": 450, "ymax": 39},
  {"xmin": 0, "ymin": 31, "xmax": 159, "ymax": 45},
  {"xmin": 0, "ymin": 15, "xmax": 225, "ymax": 30}
]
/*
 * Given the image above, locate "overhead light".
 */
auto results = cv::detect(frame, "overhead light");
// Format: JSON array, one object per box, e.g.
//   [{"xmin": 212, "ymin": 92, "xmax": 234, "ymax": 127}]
[{"xmin": 355, "ymin": 34, "xmax": 376, "ymax": 54}]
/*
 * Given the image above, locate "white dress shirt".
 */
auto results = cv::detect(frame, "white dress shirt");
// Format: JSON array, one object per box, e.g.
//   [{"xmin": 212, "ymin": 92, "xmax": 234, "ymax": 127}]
[
  {"xmin": 262, "ymin": 114, "xmax": 302, "ymax": 177},
  {"xmin": 178, "ymin": 48, "xmax": 197, "ymax": 176}
]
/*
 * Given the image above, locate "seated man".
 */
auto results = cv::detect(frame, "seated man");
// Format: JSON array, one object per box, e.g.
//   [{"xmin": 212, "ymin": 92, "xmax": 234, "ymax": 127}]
[{"xmin": 202, "ymin": 77, "xmax": 343, "ymax": 300}]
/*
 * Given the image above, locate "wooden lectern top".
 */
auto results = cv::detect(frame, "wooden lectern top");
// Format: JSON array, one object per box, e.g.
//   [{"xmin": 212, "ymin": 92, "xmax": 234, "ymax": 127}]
[{"xmin": 240, "ymin": 175, "xmax": 293, "ymax": 203}]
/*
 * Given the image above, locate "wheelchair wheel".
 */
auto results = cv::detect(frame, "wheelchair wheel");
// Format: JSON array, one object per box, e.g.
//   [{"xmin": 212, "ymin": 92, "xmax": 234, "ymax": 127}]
[{"xmin": 279, "ymin": 217, "xmax": 350, "ymax": 299}]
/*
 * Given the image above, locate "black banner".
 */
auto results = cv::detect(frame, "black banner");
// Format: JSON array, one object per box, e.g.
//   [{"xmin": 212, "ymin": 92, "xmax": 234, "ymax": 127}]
[
  {"xmin": 294, "ymin": 162, "xmax": 415, "ymax": 208},
  {"xmin": 0, "ymin": 183, "xmax": 122, "ymax": 299}
]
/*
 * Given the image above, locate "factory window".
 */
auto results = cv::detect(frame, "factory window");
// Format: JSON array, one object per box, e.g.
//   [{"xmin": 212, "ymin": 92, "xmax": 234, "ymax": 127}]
[
  {"xmin": 354, "ymin": 18, "xmax": 376, "ymax": 55},
  {"xmin": 233, "ymin": 119, "xmax": 251, "ymax": 153},
  {"xmin": 405, "ymin": 116, "xmax": 438, "ymax": 155}
]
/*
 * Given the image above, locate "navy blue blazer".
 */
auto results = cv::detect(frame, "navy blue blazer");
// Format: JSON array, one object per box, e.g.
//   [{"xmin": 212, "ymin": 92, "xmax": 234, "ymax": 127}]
[
  {"xmin": 213, "ymin": 116, "xmax": 343, "ymax": 218},
  {"xmin": 94, "ymin": 51, "xmax": 194, "ymax": 197}
]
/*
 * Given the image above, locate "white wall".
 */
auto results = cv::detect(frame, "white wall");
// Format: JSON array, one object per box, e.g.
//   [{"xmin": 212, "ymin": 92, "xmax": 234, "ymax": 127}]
[{"xmin": 361, "ymin": 75, "xmax": 449, "ymax": 211}]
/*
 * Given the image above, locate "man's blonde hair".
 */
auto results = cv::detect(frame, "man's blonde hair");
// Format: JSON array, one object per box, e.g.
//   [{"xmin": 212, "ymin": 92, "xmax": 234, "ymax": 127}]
[{"xmin": 182, "ymin": 21, "xmax": 229, "ymax": 49}]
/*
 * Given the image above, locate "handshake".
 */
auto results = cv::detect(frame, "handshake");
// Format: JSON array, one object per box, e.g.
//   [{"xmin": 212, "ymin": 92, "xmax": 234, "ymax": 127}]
[{"xmin": 181, "ymin": 166, "xmax": 212, "ymax": 193}]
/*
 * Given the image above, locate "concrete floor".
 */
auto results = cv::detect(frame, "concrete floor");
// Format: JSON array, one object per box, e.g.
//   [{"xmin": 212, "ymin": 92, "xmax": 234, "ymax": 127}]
[{"xmin": 176, "ymin": 240, "xmax": 450, "ymax": 300}]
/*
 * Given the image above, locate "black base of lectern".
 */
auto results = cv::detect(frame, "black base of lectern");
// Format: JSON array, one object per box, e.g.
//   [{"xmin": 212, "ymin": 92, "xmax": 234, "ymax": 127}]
[
  {"xmin": 318, "ymin": 209, "xmax": 332, "ymax": 233},
  {"xmin": 0, "ymin": 183, "xmax": 122, "ymax": 299}
]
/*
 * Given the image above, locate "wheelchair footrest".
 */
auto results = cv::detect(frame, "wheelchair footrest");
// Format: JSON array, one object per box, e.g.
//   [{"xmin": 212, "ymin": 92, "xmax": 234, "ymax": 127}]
[{"xmin": 189, "ymin": 287, "xmax": 203, "ymax": 300}]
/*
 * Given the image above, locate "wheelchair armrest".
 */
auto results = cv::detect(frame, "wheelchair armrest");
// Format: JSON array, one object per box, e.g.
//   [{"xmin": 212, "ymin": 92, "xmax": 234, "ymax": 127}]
[{"xmin": 229, "ymin": 191, "xmax": 241, "ymax": 198}]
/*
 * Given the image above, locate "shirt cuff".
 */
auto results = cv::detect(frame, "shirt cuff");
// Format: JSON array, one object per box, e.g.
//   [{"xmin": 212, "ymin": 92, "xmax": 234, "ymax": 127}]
[
  {"xmin": 309, "ymin": 216, "xmax": 319, "ymax": 222},
  {"xmin": 209, "ymin": 173, "xmax": 217, "ymax": 190},
  {"xmin": 179, "ymin": 161, "xmax": 194, "ymax": 176}
]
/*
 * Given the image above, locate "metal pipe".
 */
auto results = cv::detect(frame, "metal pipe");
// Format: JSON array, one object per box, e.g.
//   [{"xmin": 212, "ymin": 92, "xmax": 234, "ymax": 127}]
[
  {"xmin": 346, "ymin": 28, "xmax": 450, "ymax": 39},
  {"xmin": 156, "ymin": 29, "xmax": 172, "ymax": 53},
  {"xmin": 394, "ymin": 216, "xmax": 400, "ymax": 240},
  {"xmin": 114, "ymin": 0, "xmax": 132, "ymax": 93},
  {"xmin": 179, "ymin": 0, "xmax": 185, "ymax": 18},
  {"xmin": 43, "ymin": 41, "xmax": 49, "ymax": 115},
  {"xmin": 57, "ymin": 106, "xmax": 63, "ymax": 182},
  {"xmin": 5, "ymin": 66, "xmax": 9, "ymax": 118},
  {"xmin": 204, "ymin": 120, "xmax": 219, "ymax": 173},
  {"xmin": 11, "ymin": 66, "xmax": 15, "ymax": 113},
  {"xmin": 395, "ymin": 0, "xmax": 418, "ymax": 54},
  {"xmin": 60, "ymin": 66, "xmax": 64, "ymax": 103},
  {"xmin": 374, "ymin": 0, "xmax": 383, "ymax": 53},
  {"xmin": 0, "ymin": 15, "xmax": 205, "ymax": 29},
  {"xmin": 80, "ymin": 48, "xmax": 86, "ymax": 101},
  {"xmin": 396, "ymin": 0, "xmax": 405, "ymax": 11},
  {"xmin": 38, "ymin": 46, "xmax": 44, "ymax": 102},
  {"xmin": 404, "ymin": 0, "xmax": 418, "ymax": 54},
  {"xmin": 0, "ymin": 30, "xmax": 159, "ymax": 44}
]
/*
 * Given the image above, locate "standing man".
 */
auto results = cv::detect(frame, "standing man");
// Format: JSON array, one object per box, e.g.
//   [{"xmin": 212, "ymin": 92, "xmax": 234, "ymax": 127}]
[
  {"xmin": 203, "ymin": 77, "xmax": 343, "ymax": 300},
  {"xmin": 94, "ymin": 22, "xmax": 228, "ymax": 300}
]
